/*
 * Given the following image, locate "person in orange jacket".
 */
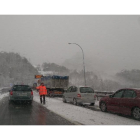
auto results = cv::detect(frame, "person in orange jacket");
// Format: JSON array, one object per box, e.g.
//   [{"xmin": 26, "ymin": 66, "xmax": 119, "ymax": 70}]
[{"xmin": 36, "ymin": 82, "xmax": 47, "ymax": 104}]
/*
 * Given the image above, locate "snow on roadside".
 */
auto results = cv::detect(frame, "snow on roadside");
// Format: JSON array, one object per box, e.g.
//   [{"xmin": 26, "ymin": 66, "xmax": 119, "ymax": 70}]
[
  {"xmin": 33, "ymin": 90, "xmax": 140, "ymax": 125},
  {"xmin": 0, "ymin": 93, "xmax": 9, "ymax": 100}
]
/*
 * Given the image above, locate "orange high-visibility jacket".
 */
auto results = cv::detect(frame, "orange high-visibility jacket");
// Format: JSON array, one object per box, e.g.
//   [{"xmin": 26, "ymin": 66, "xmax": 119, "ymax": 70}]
[{"xmin": 36, "ymin": 85, "xmax": 47, "ymax": 95}]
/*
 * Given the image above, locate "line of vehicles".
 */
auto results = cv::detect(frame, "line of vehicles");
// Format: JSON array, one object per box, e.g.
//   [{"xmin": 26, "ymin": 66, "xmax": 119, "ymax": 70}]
[
  {"xmin": 8, "ymin": 75, "xmax": 68, "ymax": 105},
  {"xmin": 8, "ymin": 74, "xmax": 140, "ymax": 121},
  {"xmin": 63, "ymin": 86, "xmax": 140, "ymax": 120}
]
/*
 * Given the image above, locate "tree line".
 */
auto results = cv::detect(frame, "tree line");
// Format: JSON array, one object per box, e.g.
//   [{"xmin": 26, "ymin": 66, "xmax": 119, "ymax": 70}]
[
  {"xmin": 41, "ymin": 62, "xmax": 140, "ymax": 91},
  {"xmin": 0, "ymin": 52, "xmax": 38, "ymax": 87},
  {"xmin": 1, "ymin": 52, "xmax": 139, "ymax": 91}
]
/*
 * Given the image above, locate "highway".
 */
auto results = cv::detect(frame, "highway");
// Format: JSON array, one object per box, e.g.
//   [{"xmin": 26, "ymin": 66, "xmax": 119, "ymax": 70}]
[{"xmin": 0, "ymin": 96, "xmax": 74, "ymax": 125}]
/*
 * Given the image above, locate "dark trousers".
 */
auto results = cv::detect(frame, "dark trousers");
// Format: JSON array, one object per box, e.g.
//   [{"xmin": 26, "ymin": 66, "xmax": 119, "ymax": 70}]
[{"xmin": 40, "ymin": 95, "xmax": 45, "ymax": 104}]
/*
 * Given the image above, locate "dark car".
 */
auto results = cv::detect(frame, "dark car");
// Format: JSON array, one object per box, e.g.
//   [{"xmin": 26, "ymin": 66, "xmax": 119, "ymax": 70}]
[
  {"xmin": 9, "ymin": 85, "xmax": 33, "ymax": 104},
  {"xmin": 99, "ymin": 88, "xmax": 140, "ymax": 120}
]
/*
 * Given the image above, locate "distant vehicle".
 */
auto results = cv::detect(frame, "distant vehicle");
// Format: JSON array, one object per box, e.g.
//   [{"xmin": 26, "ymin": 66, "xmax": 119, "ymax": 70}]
[
  {"xmin": 9, "ymin": 85, "xmax": 33, "ymax": 104},
  {"xmin": 63, "ymin": 86, "xmax": 95, "ymax": 106},
  {"xmin": 99, "ymin": 88, "xmax": 140, "ymax": 120},
  {"xmin": 40, "ymin": 75, "xmax": 69, "ymax": 97}
]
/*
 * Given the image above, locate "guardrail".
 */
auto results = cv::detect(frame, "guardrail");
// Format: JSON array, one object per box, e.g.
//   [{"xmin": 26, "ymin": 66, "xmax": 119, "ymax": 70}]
[{"xmin": 0, "ymin": 87, "xmax": 11, "ymax": 94}]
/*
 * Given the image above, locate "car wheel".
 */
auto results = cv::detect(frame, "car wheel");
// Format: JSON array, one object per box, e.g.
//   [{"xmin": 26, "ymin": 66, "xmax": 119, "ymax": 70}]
[
  {"xmin": 63, "ymin": 96, "xmax": 67, "ymax": 103},
  {"xmin": 132, "ymin": 107, "xmax": 140, "ymax": 120},
  {"xmin": 100, "ymin": 102, "xmax": 107, "ymax": 112},
  {"xmin": 73, "ymin": 98, "xmax": 77, "ymax": 105},
  {"xmin": 90, "ymin": 103, "xmax": 95, "ymax": 106}
]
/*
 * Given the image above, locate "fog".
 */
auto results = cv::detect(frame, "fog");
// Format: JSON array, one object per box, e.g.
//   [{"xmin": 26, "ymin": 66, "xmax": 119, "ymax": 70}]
[{"xmin": 0, "ymin": 15, "xmax": 140, "ymax": 76}]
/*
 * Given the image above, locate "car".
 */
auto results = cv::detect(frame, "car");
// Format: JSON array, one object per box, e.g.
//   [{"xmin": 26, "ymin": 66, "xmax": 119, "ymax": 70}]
[
  {"xmin": 63, "ymin": 86, "xmax": 95, "ymax": 106},
  {"xmin": 9, "ymin": 85, "xmax": 33, "ymax": 104},
  {"xmin": 99, "ymin": 88, "xmax": 140, "ymax": 120}
]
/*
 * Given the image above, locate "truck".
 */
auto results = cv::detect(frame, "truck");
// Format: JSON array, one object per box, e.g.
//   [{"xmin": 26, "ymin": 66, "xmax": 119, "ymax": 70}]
[{"xmin": 40, "ymin": 75, "xmax": 69, "ymax": 97}]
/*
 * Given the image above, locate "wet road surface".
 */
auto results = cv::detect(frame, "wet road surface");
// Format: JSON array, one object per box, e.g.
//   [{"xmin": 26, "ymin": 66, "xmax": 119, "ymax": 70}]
[{"xmin": 0, "ymin": 97, "xmax": 74, "ymax": 125}]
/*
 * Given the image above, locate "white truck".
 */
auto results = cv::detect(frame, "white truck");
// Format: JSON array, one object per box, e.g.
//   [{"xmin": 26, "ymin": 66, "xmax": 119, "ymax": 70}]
[{"xmin": 40, "ymin": 75, "xmax": 69, "ymax": 97}]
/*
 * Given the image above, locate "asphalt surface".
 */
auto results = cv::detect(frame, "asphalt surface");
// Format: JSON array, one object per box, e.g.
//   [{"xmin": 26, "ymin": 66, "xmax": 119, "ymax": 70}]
[{"xmin": 0, "ymin": 96, "xmax": 74, "ymax": 125}]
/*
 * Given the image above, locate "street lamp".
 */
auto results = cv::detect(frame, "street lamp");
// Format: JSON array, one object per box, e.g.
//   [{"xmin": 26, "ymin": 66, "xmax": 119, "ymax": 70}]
[{"xmin": 68, "ymin": 43, "xmax": 86, "ymax": 86}]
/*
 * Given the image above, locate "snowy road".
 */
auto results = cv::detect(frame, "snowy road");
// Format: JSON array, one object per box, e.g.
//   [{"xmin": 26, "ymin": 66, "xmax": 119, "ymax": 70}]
[
  {"xmin": 0, "ymin": 94, "xmax": 74, "ymax": 125},
  {"xmin": 33, "ymin": 90, "xmax": 140, "ymax": 125},
  {"xmin": 0, "ymin": 91, "xmax": 140, "ymax": 125}
]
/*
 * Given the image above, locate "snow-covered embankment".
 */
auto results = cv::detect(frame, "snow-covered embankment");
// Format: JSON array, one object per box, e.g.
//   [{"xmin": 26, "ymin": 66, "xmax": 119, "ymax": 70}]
[
  {"xmin": 33, "ymin": 90, "xmax": 140, "ymax": 125},
  {"xmin": 0, "ymin": 93, "xmax": 9, "ymax": 100}
]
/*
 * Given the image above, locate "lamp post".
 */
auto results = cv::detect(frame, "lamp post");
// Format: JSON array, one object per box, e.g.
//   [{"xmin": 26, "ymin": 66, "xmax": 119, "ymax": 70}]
[{"xmin": 68, "ymin": 43, "xmax": 86, "ymax": 86}]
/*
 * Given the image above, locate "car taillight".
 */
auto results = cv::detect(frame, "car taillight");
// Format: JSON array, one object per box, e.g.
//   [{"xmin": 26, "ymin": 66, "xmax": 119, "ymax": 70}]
[
  {"xmin": 94, "ymin": 95, "xmax": 96, "ymax": 99},
  {"xmin": 10, "ymin": 91, "xmax": 13, "ymax": 95},
  {"xmin": 77, "ymin": 94, "xmax": 81, "ymax": 98},
  {"xmin": 31, "ymin": 91, "xmax": 33, "ymax": 95}
]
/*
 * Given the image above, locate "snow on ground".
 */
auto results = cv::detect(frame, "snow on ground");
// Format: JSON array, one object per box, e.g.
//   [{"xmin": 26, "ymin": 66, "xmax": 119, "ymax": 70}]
[
  {"xmin": 0, "ymin": 92, "xmax": 9, "ymax": 100},
  {"xmin": 33, "ymin": 90, "xmax": 140, "ymax": 125},
  {"xmin": 0, "ymin": 87, "xmax": 10, "ymax": 100},
  {"xmin": 0, "ymin": 89, "xmax": 140, "ymax": 125}
]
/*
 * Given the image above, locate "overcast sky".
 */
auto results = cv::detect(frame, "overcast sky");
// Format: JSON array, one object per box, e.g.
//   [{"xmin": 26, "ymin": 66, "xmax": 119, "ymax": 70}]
[{"xmin": 0, "ymin": 15, "xmax": 140, "ymax": 74}]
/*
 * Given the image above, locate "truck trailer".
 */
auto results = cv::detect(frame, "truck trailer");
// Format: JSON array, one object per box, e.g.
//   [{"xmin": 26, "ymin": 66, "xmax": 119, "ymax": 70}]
[{"xmin": 40, "ymin": 75, "xmax": 69, "ymax": 97}]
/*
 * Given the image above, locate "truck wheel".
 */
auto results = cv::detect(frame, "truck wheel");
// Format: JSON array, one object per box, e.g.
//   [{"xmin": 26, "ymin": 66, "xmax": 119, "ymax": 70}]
[
  {"xmin": 90, "ymin": 103, "xmax": 95, "ymax": 106},
  {"xmin": 50, "ymin": 94, "xmax": 54, "ymax": 98}
]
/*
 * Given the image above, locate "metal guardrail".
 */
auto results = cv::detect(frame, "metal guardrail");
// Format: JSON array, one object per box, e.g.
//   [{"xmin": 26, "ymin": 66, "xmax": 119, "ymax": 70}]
[{"xmin": 0, "ymin": 87, "xmax": 11, "ymax": 94}]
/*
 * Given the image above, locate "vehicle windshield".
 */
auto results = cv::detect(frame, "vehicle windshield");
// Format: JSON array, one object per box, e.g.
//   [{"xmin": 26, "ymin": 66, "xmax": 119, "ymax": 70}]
[
  {"xmin": 12, "ymin": 85, "xmax": 32, "ymax": 91},
  {"xmin": 80, "ymin": 87, "xmax": 94, "ymax": 93}
]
